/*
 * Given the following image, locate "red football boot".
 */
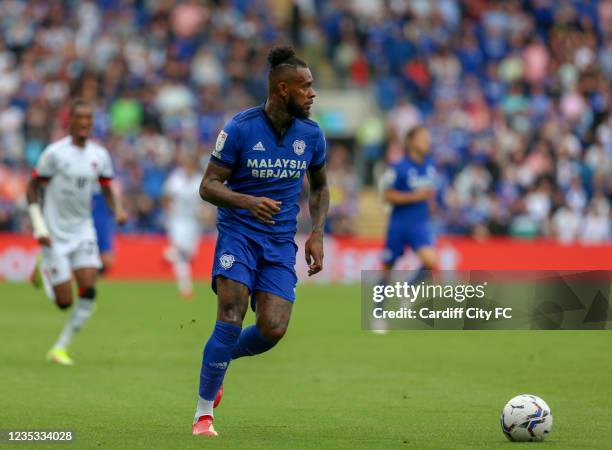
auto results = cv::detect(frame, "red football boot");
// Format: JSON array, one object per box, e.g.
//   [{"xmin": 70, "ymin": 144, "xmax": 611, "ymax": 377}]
[
  {"xmin": 192, "ymin": 415, "xmax": 217, "ymax": 437},
  {"xmin": 192, "ymin": 385, "xmax": 223, "ymax": 436}
]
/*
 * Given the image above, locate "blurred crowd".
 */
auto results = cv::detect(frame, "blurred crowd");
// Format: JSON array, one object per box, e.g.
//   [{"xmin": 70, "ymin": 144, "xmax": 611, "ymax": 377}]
[{"xmin": 0, "ymin": 0, "xmax": 610, "ymax": 242}]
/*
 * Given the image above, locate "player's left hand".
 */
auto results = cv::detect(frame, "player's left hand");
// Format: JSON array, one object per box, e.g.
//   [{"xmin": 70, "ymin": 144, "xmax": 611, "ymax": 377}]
[
  {"xmin": 115, "ymin": 208, "xmax": 128, "ymax": 225},
  {"xmin": 305, "ymin": 230, "xmax": 324, "ymax": 276}
]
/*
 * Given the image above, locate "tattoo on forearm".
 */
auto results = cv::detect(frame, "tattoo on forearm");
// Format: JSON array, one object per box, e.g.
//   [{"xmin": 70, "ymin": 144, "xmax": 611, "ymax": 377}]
[{"xmin": 309, "ymin": 184, "xmax": 329, "ymax": 233}]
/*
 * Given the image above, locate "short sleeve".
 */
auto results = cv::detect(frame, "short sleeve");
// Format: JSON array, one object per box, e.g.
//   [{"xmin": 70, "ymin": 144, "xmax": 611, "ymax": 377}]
[
  {"xmin": 381, "ymin": 165, "xmax": 404, "ymax": 191},
  {"xmin": 34, "ymin": 147, "xmax": 57, "ymax": 179},
  {"xmin": 309, "ymin": 129, "xmax": 326, "ymax": 170},
  {"xmin": 211, "ymin": 119, "xmax": 240, "ymax": 168}
]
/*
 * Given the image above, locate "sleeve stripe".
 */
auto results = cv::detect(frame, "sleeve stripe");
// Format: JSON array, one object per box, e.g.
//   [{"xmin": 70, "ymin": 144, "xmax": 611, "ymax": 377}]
[
  {"xmin": 210, "ymin": 155, "xmax": 234, "ymax": 169},
  {"xmin": 31, "ymin": 169, "xmax": 51, "ymax": 181},
  {"xmin": 99, "ymin": 177, "xmax": 113, "ymax": 187}
]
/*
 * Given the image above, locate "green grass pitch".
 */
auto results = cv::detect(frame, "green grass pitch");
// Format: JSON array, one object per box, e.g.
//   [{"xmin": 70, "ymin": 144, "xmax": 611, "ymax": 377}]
[{"xmin": 1, "ymin": 281, "xmax": 611, "ymax": 449}]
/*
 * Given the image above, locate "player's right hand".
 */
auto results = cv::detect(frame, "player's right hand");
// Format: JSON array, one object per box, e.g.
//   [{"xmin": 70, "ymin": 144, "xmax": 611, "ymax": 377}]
[
  {"xmin": 416, "ymin": 188, "xmax": 436, "ymax": 201},
  {"xmin": 247, "ymin": 196, "xmax": 282, "ymax": 224},
  {"xmin": 37, "ymin": 236, "xmax": 51, "ymax": 247}
]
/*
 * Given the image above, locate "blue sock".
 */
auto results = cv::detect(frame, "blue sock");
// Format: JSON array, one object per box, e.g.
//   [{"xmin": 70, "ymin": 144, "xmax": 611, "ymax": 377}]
[
  {"xmin": 198, "ymin": 320, "xmax": 241, "ymax": 401},
  {"xmin": 232, "ymin": 325, "xmax": 276, "ymax": 359}
]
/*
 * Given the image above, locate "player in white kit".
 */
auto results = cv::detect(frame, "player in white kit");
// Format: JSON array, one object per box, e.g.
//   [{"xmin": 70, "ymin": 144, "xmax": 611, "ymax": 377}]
[
  {"xmin": 162, "ymin": 153, "xmax": 204, "ymax": 298},
  {"xmin": 26, "ymin": 99, "xmax": 126, "ymax": 365}
]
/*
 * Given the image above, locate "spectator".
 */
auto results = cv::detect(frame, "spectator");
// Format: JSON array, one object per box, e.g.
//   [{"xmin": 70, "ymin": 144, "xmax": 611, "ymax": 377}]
[
  {"xmin": 550, "ymin": 203, "xmax": 582, "ymax": 244},
  {"xmin": 580, "ymin": 201, "xmax": 611, "ymax": 244},
  {"xmin": 0, "ymin": 0, "xmax": 607, "ymax": 241},
  {"xmin": 324, "ymin": 144, "xmax": 358, "ymax": 236}
]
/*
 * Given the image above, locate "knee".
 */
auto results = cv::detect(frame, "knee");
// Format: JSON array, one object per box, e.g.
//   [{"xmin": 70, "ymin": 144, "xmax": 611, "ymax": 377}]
[
  {"xmin": 216, "ymin": 278, "xmax": 249, "ymax": 326},
  {"xmin": 218, "ymin": 303, "xmax": 246, "ymax": 327},
  {"xmin": 55, "ymin": 293, "xmax": 73, "ymax": 309},
  {"xmin": 54, "ymin": 286, "xmax": 72, "ymax": 309},
  {"xmin": 54, "ymin": 284, "xmax": 74, "ymax": 309},
  {"xmin": 218, "ymin": 312, "xmax": 243, "ymax": 327},
  {"xmin": 258, "ymin": 323, "xmax": 288, "ymax": 343}
]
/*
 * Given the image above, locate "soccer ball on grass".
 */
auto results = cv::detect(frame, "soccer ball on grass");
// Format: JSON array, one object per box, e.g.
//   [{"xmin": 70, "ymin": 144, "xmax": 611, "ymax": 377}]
[{"xmin": 500, "ymin": 394, "xmax": 553, "ymax": 442}]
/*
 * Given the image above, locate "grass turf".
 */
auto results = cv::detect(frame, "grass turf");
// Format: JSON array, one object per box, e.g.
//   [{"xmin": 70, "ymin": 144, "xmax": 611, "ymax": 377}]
[{"xmin": 1, "ymin": 281, "xmax": 611, "ymax": 449}]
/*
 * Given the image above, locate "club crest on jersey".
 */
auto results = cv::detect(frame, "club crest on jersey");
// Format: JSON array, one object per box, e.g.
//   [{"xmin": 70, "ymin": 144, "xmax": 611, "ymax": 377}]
[
  {"xmin": 219, "ymin": 254, "xmax": 235, "ymax": 269},
  {"xmin": 213, "ymin": 130, "xmax": 228, "ymax": 158},
  {"xmin": 292, "ymin": 140, "xmax": 306, "ymax": 156}
]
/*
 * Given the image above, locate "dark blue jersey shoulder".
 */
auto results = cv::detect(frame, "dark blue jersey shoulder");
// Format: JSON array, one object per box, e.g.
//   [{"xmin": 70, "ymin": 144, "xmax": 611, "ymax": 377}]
[
  {"xmin": 299, "ymin": 117, "xmax": 322, "ymax": 130},
  {"xmin": 232, "ymin": 106, "xmax": 262, "ymax": 123}
]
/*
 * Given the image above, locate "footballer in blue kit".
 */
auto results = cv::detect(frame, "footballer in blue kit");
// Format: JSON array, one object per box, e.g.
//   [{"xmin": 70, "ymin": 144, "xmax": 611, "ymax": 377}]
[
  {"xmin": 192, "ymin": 46, "xmax": 329, "ymax": 437},
  {"xmin": 381, "ymin": 126, "xmax": 438, "ymax": 283},
  {"xmin": 92, "ymin": 189, "xmax": 115, "ymax": 274}
]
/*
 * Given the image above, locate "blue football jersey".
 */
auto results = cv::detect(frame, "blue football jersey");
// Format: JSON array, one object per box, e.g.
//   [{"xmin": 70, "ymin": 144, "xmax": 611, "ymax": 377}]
[
  {"xmin": 211, "ymin": 105, "xmax": 326, "ymax": 237},
  {"xmin": 383, "ymin": 155, "xmax": 437, "ymax": 224}
]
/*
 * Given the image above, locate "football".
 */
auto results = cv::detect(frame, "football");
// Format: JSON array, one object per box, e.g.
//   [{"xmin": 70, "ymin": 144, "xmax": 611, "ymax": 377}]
[{"xmin": 500, "ymin": 394, "xmax": 553, "ymax": 442}]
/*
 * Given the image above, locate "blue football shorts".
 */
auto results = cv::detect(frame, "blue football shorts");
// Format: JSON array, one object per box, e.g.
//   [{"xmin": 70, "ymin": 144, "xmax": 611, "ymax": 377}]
[
  {"xmin": 382, "ymin": 221, "xmax": 434, "ymax": 265},
  {"xmin": 212, "ymin": 226, "xmax": 298, "ymax": 310}
]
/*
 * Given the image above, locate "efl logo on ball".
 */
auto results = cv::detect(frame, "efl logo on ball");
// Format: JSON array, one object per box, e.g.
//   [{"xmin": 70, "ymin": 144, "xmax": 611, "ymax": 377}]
[
  {"xmin": 219, "ymin": 254, "xmax": 235, "ymax": 270},
  {"xmin": 293, "ymin": 140, "xmax": 306, "ymax": 156}
]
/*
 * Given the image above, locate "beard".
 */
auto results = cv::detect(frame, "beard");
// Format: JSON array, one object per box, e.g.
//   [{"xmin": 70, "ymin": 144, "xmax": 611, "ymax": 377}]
[
  {"xmin": 286, "ymin": 95, "xmax": 310, "ymax": 119},
  {"xmin": 71, "ymin": 127, "xmax": 90, "ymax": 143}
]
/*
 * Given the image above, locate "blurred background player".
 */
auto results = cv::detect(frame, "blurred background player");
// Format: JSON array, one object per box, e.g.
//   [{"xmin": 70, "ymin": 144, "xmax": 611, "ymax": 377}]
[
  {"xmin": 193, "ymin": 46, "xmax": 329, "ymax": 437},
  {"xmin": 92, "ymin": 182, "xmax": 116, "ymax": 275},
  {"xmin": 162, "ymin": 151, "xmax": 204, "ymax": 298},
  {"xmin": 26, "ymin": 99, "xmax": 126, "ymax": 365},
  {"xmin": 381, "ymin": 125, "xmax": 438, "ymax": 284}
]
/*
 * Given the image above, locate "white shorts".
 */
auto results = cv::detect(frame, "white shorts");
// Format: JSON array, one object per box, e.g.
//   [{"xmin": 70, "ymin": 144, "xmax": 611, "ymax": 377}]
[
  {"xmin": 168, "ymin": 220, "xmax": 201, "ymax": 258},
  {"xmin": 41, "ymin": 239, "xmax": 101, "ymax": 286}
]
